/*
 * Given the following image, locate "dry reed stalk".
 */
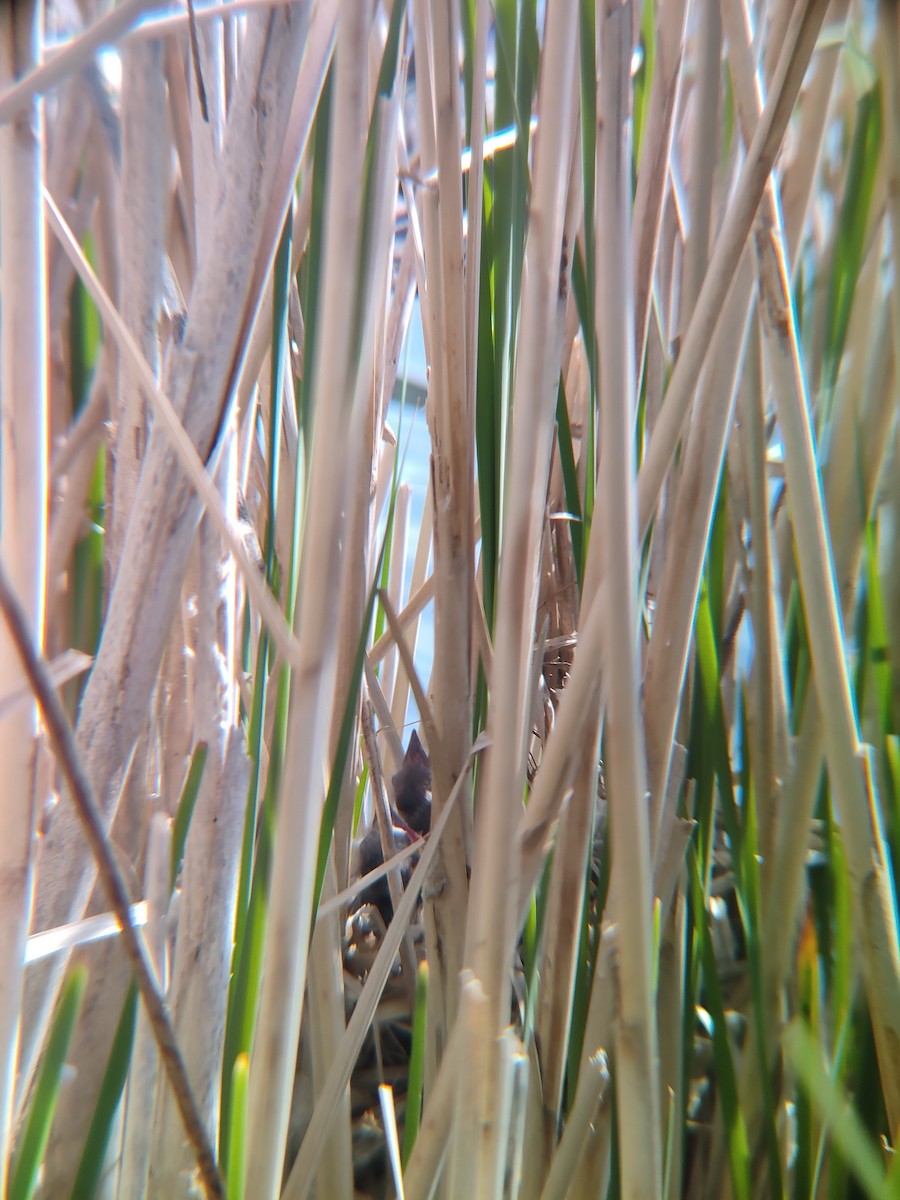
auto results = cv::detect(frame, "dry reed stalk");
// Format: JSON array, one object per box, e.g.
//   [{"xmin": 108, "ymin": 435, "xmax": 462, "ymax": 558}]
[
  {"xmin": 632, "ymin": 0, "xmax": 689, "ymax": 375},
  {"xmin": 779, "ymin": 2, "xmax": 851, "ymax": 261},
  {"xmin": 117, "ymin": 813, "xmax": 170, "ymax": 1198},
  {"xmin": 531, "ymin": 144, "xmax": 595, "ymax": 1143},
  {"xmin": 643, "ymin": 258, "xmax": 752, "ymax": 835},
  {"xmin": 455, "ymin": 0, "xmax": 579, "ymax": 1190},
  {"xmin": 23, "ymin": 10, "xmax": 312, "ymax": 1123},
  {"xmin": 244, "ymin": 4, "xmax": 369, "ymax": 1193},
  {"xmin": 721, "ymin": 0, "xmax": 900, "ymax": 1134},
  {"xmin": 397, "ymin": 980, "xmax": 464, "ymax": 1200},
  {"xmin": 568, "ymin": 932, "xmax": 616, "ymax": 1194},
  {"xmin": 540, "ymin": 1050, "xmax": 609, "ymax": 1200},
  {"xmin": 0, "ymin": 2, "xmax": 47, "ymax": 1187},
  {"xmin": 151, "ymin": 730, "xmax": 249, "ymax": 1189},
  {"xmin": 110, "ymin": 33, "xmax": 165, "ymax": 576},
  {"xmin": 595, "ymin": 6, "xmax": 661, "ymax": 1198},
  {"xmin": 316, "ymin": 70, "xmax": 408, "ymax": 1195},
  {"xmin": 381, "ymin": 484, "xmax": 411, "ymax": 708},
  {"xmin": 306, "ymin": 859, "xmax": 355, "ymax": 1200},
  {"xmin": 411, "ymin": 0, "xmax": 472, "ymax": 1056},
  {"xmin": 678, "ymin": 0, "xmax": 721, "ymax": 325},
  {"xmin": 534, "ymin": 711, "xmax": 600, "ymax": 1129},
  {"xmin": 0, "ymin": 0, "xmax": 151, "ymax": 124},
  {"xmin": 389, "ymin": 488, "xmax": 432, "ymax": 738},
  {"xmin": 0, "ymin": 562, "xmax": 223, "ymax": 1198},
  {"xmin": 880, "ymin": 3, "xmax": 900, "ymax": 431},
  {"xmin": 42, "ymin": 29, "xmax": 169, "ymax": 1188},
  {"xmin": 735, "ymin": 319, "xmax": 789, "ymax": 859},
  {"xmin": 636, "ymin": 0, "xmax": 831, "ymax": 543}
]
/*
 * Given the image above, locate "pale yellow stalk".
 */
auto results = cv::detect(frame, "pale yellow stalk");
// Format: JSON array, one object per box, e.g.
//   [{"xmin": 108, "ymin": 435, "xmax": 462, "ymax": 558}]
[
  {"xmin": 117, "ymin": 814, "xmax": 171, "ymax": 1200},
  {"xmin": 0, "ymin": 3, "xmax": 47, "ymax": 1189},
  {"xmin": 456, "ymin": 0, "xmax": 579, "ymax": 1191},
  {"xmin": 411, "ymin": 0, "xmax": 472, "ymax": 1049},
  {"xmin": 595, "ymin": 5, "xmax": 661, "ymax": 1197},
  {"xmin": 643, "ymin": 258, "xmax": 752, "ymax": 836},
  {"xmin": 635, "ymin": 0, "xmax": 832, "ymax": 544},
  {"xmin": 724, "ymin": 0, "xmax": 900, "ymax": 1134},
  {"xmin": 244, "ymin": 5, "xmax": 369, "ymax": 1194},
  {"xmin": 631, "ymin": 0, "xmax": 688, "ymax": 373}
]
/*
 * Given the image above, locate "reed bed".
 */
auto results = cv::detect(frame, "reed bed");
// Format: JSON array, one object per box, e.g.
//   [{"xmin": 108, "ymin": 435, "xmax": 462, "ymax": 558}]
[{"xmin": 0, "ymin": 1, "xmax": 898, "ymax": 1197}]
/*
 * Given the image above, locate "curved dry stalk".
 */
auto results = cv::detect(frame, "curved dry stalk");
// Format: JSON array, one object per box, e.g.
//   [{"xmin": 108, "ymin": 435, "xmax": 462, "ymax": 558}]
[{"xmin": 0, "ymin": 563, "xmax": 224, "ymax": 1200}]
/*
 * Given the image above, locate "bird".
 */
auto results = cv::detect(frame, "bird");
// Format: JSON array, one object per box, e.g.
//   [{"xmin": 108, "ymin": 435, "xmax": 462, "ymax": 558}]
[
  {"xmin": 351, "ymin": 732, "xmax": 431, "ymax": 925},
  {"xmin": 392, "ymin": 730, "xmax": 432, "ymax": 835},
  {"xmin": 354, "ymin": 823, "xmax": 412, "ymax": 925}
]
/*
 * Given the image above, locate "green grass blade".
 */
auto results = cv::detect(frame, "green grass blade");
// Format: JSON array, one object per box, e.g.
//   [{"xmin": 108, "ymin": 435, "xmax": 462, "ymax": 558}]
[
  {"xmin": 226, "ymin": 1053, "xmax": 250, "ymax": 1200},
  {"xmin": 784, "ymin": 1018, "xmax": 899, "ymax": 1200},
  {"xmin": 556, "ymin": 376, "xmax": 584, "ymax": 589},
  {"xmin": 823, "ymin": 83, "xmax": 881, "ymax": 406},
  {"xmin": 11, "ymin": 965, "xmax": 88, "ymax": 1200},
  {"xmin": 402, "ymin": 962, "xmax": 429, "ymax": 1166},
  {"xmin": 170, "ymin": 742, "xmax": 208, "ymax": 892},
  {"xmin": 736, "ymin": 691, "xmax": 782, "ymax": 1197},
  {"xmin": 70, "ymin": 983, "xmax": 139, "ymax": 1200},
  {"xmin": 688, "ymin": 849, "xmax": 751, "ymax": 1200}
]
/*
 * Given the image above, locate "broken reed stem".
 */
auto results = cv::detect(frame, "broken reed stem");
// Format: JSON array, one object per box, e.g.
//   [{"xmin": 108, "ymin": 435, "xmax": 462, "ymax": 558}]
[{"xmin": 0, "ymin": 562, "xmax": 224, "ymax": 1200}]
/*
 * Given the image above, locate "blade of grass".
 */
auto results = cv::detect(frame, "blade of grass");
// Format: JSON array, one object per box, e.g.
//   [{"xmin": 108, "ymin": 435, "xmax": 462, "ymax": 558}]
[
  {"xmin": 71, "ymin": 984, "xmax": 138, "ymax": 1200},
  {"xmin": 688, "ymin": 849, "xmax": 751, "ymax": 1200},
  {"xmin": 225, "ymin": 1054, "xmax": 249, "ymax": 1200},
  {"xmin": 10, "ymin": 966, "xmax": 87, "ymax": 1200},
  {"xmin": 784, "ymin": 1019, "xmax": 900, "ymax": 1200},
  {"xmin": 402, "ymin": 962, "xmax": 429, "ymax": 1166},
  {"xmin": 170, "ymin": 742, "xmax": 208, "ymax": 891}
]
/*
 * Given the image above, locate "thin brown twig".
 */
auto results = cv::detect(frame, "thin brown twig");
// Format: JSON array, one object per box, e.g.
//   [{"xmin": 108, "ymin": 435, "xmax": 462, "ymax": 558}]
[
  {"xmin": 0, "ymin": 561, "xmax": 225, "ymax": 1200},
  {"xmin": 187, "ymin": 0, "xmax": 210, "ymax": 123}
]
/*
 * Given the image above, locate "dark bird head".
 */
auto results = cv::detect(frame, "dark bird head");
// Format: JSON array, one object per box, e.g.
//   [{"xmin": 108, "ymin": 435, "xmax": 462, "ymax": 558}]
[{"xmin": 392, "ymin": 730, "xmax": 432, "ymax": 835}]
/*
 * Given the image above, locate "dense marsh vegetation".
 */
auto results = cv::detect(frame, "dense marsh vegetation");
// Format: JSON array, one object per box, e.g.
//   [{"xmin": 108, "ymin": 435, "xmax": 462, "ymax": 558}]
[{"xmin": 0, "ymin": 0, "xmax": 898, "ymax": 1197}]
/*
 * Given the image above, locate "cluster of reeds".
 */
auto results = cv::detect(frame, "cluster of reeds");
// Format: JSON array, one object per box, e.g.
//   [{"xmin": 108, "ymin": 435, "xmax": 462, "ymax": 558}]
[{"xmin": 0, "ymin": 0, "xmax": 898, "ymax": 1197}]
